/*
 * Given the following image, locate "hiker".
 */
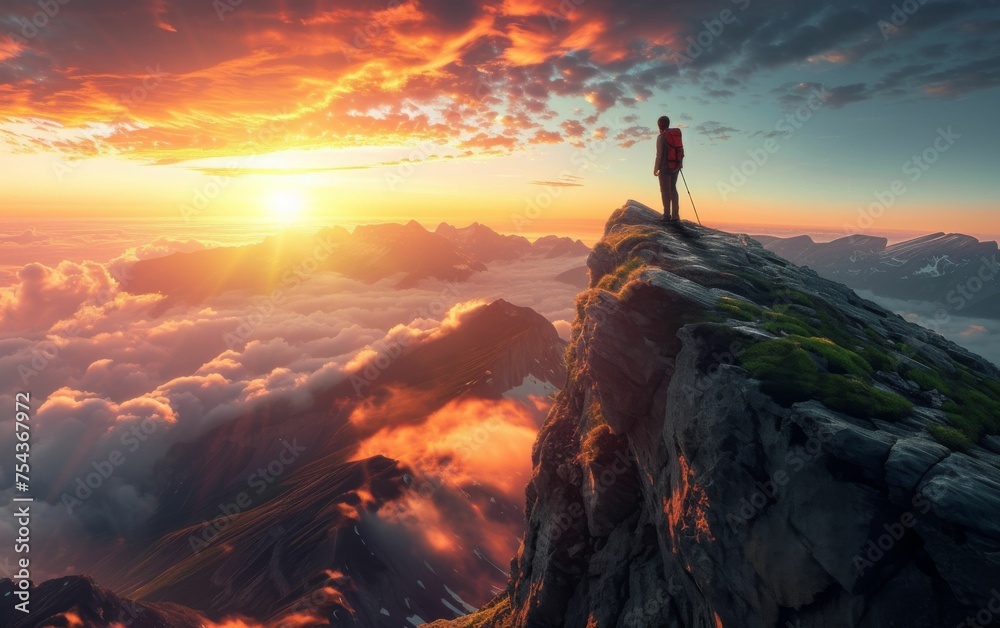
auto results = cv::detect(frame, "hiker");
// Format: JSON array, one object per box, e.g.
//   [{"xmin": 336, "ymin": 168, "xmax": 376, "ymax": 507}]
[{"xmin": 654, "ymin": 116, "xmax": 684, "ymax": 222}]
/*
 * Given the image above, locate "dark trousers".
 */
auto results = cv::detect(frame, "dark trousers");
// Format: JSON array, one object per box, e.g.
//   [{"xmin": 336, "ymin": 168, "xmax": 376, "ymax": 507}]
[{"xmin": 659, "ymin": 170, "xmax": 680, "ymax": 220}]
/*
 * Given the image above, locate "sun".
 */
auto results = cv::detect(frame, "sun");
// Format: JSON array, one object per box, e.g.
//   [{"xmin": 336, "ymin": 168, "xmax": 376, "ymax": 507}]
[{"xmin": 265, "ymin": 189, "xmax": 306, "ymax": 223}]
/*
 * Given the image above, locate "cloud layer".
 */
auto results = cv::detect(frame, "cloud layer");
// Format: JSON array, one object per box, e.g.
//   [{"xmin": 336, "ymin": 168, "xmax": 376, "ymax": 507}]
[
  {"xmin": 0, "ymin": 230, "xmax": 586, "ymax": 582},
  {"xmin": 2, "ymin": 0, "xmax": 997, "ymax": 160}
]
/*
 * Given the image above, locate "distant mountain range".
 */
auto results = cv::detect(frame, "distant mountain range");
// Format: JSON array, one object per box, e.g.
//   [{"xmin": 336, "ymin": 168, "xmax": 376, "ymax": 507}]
[
  {"xmin": 435, "ymin": 222, "xmax": 589, "ymax": 262},
  {"xmin": 753, "ymin": 232, "xmax": 1000, "ymax": 319},
  {"xmin": 124, "ymin": 221, "xmax": 590, "ymax": 305}
]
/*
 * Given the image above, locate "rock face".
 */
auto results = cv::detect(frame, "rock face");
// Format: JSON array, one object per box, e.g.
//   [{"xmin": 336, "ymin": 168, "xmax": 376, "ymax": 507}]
[{"xmin": 434, "ymin": 201, "xmax": 1000, "ymax": 628}]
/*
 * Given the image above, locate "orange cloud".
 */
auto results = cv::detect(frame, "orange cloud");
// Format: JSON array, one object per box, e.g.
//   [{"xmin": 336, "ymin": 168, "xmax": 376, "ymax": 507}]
[
  {"xmin": 0, "ymin": 35, "xmax": 26, "ymax": 62},
  {"xmin": 352, "ymin": 395, "xmax": 543, "ymax": 570},
  {"xmin": 0, "ymin": 0, "xmax": 680, "ymax": 162},
  {"xmin": 961, "ymin": 324, "xmax": 987, "ymax": 337},
  {"xmin": 151, "ymin": 0, "xmax": 177, "ymax": 32},
  {"xmin": 354, "ymin": 396, "xmax": 538, "ymax": 499}
]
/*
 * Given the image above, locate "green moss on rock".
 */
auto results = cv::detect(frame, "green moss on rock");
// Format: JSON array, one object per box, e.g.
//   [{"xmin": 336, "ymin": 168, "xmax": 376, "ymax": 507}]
[
  {"xmin": 819, "ymin": 375, "xmax": 913, "ymax": 422},
  {"xmin": 929, "ymin": 425, "xmax": 973, "ymax": 452},
  {"xmin": 741, "ymin": 337, "xmax": 911, "ymax": 421},
  {"xmin": 595, "ymin": 257, "xmax": 645, "ymax": 293}
]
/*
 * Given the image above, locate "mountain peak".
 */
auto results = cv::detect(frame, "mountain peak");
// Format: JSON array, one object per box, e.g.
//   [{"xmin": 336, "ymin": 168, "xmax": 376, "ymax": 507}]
[{"xmin": 434, "ymin": 199, "xmax": 1000, "ymax": 628}]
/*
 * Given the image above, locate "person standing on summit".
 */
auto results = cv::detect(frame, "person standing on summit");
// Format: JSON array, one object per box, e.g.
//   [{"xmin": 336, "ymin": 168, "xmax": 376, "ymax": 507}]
[{"xmin": 654, "ymin": 116, "xmax": 684, "ymax": 222}]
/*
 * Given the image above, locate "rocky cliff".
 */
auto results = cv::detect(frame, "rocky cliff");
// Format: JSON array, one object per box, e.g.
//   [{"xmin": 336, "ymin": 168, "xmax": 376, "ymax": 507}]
[{"xmin": 434, "ymin": 201, "xmax": 1000, "ymax": 628}]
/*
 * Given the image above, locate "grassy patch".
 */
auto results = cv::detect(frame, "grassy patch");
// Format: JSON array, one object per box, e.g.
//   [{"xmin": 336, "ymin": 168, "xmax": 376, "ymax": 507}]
[
  {"xmin": 950, "ymin": 389, "xmax": 1000, "ymax": 434},
  {"xmin": 920, "ymin": 368, "xmax": 1000, "ymax": 448},
  {"xmin": 741, "ymin": 337, "xmax": 912, "ymax": 421},
  {"xmin": 716, "ymin": 296, "xmax": 764, "ymax": 322},
  {"xmin": 905, "ymin": 367, "xmax": 949, "ymax": 393},
  {"xmin": 792, "ymin": 336, "xmax": 872, "ymax": 378},
  {"xmin": 603, "ymin": 226, "xmax": 661, "ymax": 256},
  {"xmin": 761, "ymin": 312, "xmax": 817, "ymax": 337},
  {"xmin": 942, "ymin": 410, "xmax": 983, "ymax": 442},
  {"xmin": 774, "ymin": 289, "xmax": 815, "ymax": 308},
  {"xmin": 726, "ymin": 269, "xmax": 778, "ymax": 296},
  {"xmin": 861, "ymin": 346, "xmax": 899, "ymax": 373},
  {"xmin": 595, "ymin": 257, "xmax": 645, "ymax": 293},
  {"xmin": 929, "ymin": 425, "xmax": 973, "ymax": 452},
  {"xmin": 982, "ymin": 377, "xmax": 1000, "ymax": 399},
  {"xmin": 750, "ymin": 296, "xmax": 857, "ymax": 349},
  {"xmin": 819, "ymin": 375, "xmax": 913, "ymax": 421},
  {"xmin": 808, "ymin": 306, "xmax": 859, "ymax": 348},
  {"xmin": 742, "ymin": 339, "xmax": 820, "ymax": 405}
]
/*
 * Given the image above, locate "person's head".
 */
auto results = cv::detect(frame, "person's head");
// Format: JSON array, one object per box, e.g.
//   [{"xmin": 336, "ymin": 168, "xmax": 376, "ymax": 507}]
[{"xmin": 657, "ymin": 115, "xmax": 670, "ymax": 131}]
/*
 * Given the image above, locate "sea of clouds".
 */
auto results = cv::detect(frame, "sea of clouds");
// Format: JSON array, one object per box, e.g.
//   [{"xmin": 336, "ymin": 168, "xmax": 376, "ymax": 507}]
[{"xmin": 0, "ymin": 227, "xmax": 587, "ymax": 585}]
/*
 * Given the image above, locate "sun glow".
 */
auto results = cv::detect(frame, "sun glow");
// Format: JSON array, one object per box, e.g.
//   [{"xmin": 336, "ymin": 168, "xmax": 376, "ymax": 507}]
[{"xmin": 265, "ymin": 189, "xmax": 306, "ymax": 223}]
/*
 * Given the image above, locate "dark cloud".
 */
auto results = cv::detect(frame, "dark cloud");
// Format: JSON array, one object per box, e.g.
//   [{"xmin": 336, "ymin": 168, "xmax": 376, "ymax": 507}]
[
  {"xmin": 705, "ymin": 88, "xmax": 736, "ymax": 100},
  {"xmin": 824, "ymin": 82, "xmax": 873, "ymax": 107},
  {"xmin": 613, "ymin": 125, "xmax": 655, "ymax": 148},
  {"xmin": 866, "ymin": 53, "xmax": 1000, "ymax": 99},
  {"xmin": 696, "ymin": 120, "xmax": 740, "ymax": 141},
  {"xmin": 772, "ymin": 81, "xmax": 827, "ymax": 107},
  {"xmin": 747, "ymin": 8, "xmax": 875, "ymax": 69},
  {"xmin": 874, "ymin": 62, "xmax": 937, "ymax": 93},
  {"xmin": 912, "ymin": 54, "xmax": 1000, "ymax": 98}
]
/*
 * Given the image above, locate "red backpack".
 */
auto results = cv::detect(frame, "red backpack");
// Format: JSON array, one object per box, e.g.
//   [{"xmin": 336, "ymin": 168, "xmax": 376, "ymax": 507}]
[{"xmin": 663, "ymin": 128, "xmax": 684, "ymax": 172}]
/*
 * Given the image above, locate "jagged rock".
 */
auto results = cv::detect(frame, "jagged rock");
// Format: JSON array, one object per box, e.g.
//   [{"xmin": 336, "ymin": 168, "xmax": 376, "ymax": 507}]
[
  {"xmin": 984, "ymin": 435, "xmax": 1000, "ymax": 455},
  {"xmin": 432, "ymin": 201, "xmax": 1000, "ymax": 628},
  {"xmin": 885, "ymin": 437, "xmax": 951, "ymax": 502},
  {"xmin": 875, "ymin": 370, "xmax": 918, "ymax": 393}
]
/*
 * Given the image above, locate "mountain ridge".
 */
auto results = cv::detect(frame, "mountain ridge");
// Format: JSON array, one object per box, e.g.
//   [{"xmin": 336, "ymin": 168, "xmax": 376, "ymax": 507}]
[
  {"xmin": 433, "ymin": 200, "xmax": 1000, "ymax": 628},
  {"xmin": 124, "ymin": 221, "xmax": 591, "ymax": 305}
]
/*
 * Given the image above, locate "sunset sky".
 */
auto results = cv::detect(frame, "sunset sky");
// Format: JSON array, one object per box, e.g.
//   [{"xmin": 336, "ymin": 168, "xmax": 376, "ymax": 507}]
[{"xmin": 2, "ymin": 0, "xmax": 998, "ymax": 238}]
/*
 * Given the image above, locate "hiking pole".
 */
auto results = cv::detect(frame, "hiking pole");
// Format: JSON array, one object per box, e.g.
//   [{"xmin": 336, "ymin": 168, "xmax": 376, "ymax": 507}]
[{"xmin": 680, "ymin": 170, "xmax": 702, "ymax": 226}]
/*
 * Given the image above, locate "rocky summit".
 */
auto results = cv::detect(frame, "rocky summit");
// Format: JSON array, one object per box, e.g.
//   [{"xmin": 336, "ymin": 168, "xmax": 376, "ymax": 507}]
[{"xmin": 433, "ymin": 200, "xmax": 1000, "ymax": 628}]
